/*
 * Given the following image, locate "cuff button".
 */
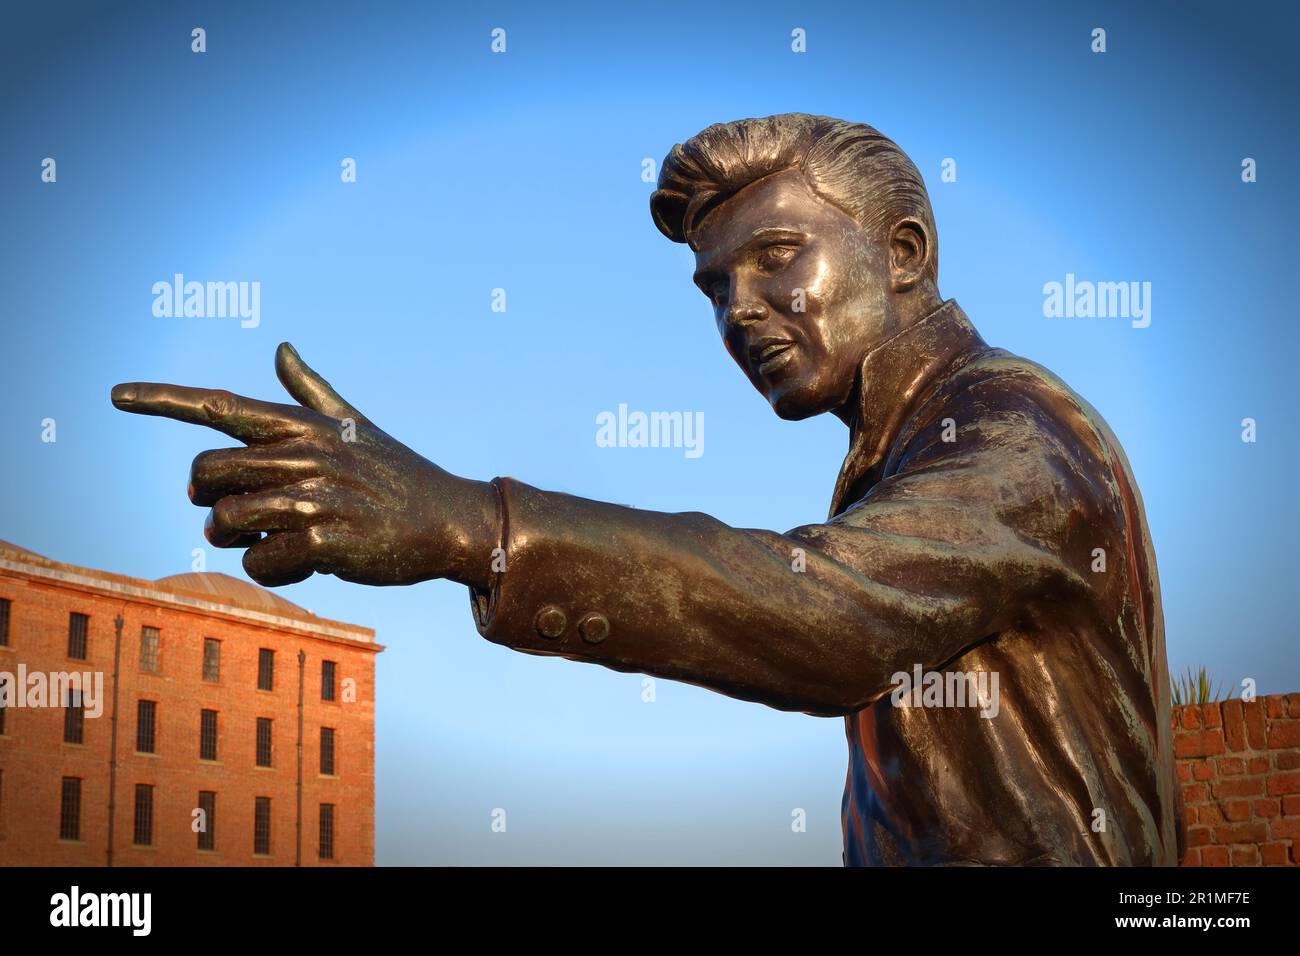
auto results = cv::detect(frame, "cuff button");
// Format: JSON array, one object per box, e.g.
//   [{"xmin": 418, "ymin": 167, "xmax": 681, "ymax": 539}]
[
  {"xmin": 534, "ymin": 605, "xmax": 567, "ymax": 639},
  {"xmin": 578, "ymin": 612, "xmax": 611, "ymax": 644}
]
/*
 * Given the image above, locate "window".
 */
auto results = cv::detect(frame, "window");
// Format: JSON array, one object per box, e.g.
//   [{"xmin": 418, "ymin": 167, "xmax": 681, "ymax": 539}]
[
  {"xmin": 0, "ymin": 700, "xmax": 6, "ymax": 736},
  {"xmin": 139, "ymin": 626, "xmax": 160, "ymax": 673},
  {"xmin": 197, "ymin": 791, "xmax": 216, "ymax": 850},
  {"xmin": 59, "ymin": 777, "xmax": 81, "ymax": 840},
  {"xmin": 320, "ymin": 727, "xmax": 336, "ymax": 776},
  {"xmin": 256, "ymin": 718, "xmax": 272, "ymax": 767},
  {"xmin": 133, "ymin": 784, "xmax": 154, "ymax": 846},
  {"xmin": 199, "ymin": 709, "xmax": 218, "ymax": 761},
  {"xmin": 257, "ymin": 648, "xmax": 274, "ymax": 691},
  {"xmin": 67, "ymin": 612, "xmax": 88, "ymax": 659},
  {"xmin": 321, "ymin": 660, "xmax": 336, "ymax": 701},
  {"xmin": 0, "ymin": 597, "xmax": 10, "ymax": 645},
  {"xmin": 254, "ymin": 797, "xmax": 271, "ymax": 855},
  {"xmin": 202, "ymin": 638, "xmax": 220, "ymax": 682},
  {"xmin": 319, "ymin": 804, "xmax": 335, "ymax": 861},
  {"xmin": 63, "ymin": 689, "xmax": 84, "ymax": 744},
  {"xmin": 136, "ymin": 700, "xmax": 157, "ymax": 753}
]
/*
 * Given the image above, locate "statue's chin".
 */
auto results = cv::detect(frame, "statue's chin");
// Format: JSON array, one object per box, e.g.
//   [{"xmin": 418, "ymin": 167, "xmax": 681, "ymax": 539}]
[
  {"xmin": 766, "ymin": 373, "xmax": 855, "ymax": 421},
  {"xmin": 767, "ymin": 388, "xmax": 819, "ymax": 422}
]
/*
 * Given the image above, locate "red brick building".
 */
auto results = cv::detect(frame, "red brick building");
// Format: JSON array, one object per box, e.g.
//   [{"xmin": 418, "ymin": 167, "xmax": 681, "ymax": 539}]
[{"xmin": 0, "ymin": 539, "xmax": 380, "ymax": 866}]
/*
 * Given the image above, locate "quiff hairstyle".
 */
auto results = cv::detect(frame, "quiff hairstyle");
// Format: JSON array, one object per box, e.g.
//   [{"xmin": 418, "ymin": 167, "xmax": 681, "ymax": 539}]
[{"xmin": 650, "ymin": 113, "xmax": 938, "ymax": 279}]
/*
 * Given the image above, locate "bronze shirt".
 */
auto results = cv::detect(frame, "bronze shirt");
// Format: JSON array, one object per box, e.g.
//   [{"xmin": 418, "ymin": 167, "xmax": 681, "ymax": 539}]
[{"xmin": 469, "ymin": 299, "xmax": 1184, "ymax": 866}]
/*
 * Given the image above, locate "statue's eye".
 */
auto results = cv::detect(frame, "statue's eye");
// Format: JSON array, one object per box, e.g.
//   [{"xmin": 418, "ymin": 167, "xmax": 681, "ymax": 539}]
[
  {"xmin": 758, "ymin": 244, "xmax": 797, "ymax": 272},
  {"xmin": 709, "ymin": 281, "xmax": 729, "ymax": 305}
]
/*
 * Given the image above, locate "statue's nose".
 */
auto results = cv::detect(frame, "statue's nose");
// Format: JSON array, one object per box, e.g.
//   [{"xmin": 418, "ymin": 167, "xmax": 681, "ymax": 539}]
[{"xmin": 724, "ymin": 298, "xmax": 767, "ymax": 329}]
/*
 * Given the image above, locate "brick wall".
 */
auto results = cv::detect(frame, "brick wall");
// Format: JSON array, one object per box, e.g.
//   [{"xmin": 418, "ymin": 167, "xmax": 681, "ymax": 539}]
[{"xmin": 1172, "ymin": 694, "xmax": 1300, "ymax": 866}]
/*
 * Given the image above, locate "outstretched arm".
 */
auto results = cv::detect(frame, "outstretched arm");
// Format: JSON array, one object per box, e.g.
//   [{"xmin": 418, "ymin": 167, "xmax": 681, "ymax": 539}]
[
  {"xmin": 468, "ymin": 393, "xmax": 1094, "ymax": 716},
  {"xmin": 112, "ymin": 345, "xmax": 1096, "ymax": 717}
]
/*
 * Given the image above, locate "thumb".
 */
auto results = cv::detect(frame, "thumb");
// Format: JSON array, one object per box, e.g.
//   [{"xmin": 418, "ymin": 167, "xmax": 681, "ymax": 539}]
[{"xmin": 275, "ymin": 342, "xmax": 373, "ymax": 426}]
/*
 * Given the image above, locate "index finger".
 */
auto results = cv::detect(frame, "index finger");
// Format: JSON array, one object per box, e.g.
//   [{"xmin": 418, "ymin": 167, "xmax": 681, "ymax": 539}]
[{"xmin": 110, "ymin": 382, "xmax": 319, "ymax": 444}]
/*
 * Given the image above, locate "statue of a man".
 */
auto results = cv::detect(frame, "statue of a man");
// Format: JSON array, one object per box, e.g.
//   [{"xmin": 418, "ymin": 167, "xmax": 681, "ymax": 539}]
[{"xmin": 112, "ymin": 113, "xmax": 1183, "ymax": 866}]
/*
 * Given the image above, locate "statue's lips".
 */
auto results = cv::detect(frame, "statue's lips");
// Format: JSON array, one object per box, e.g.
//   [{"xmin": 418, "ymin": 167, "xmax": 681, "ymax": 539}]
[{"xmin": 753, "ymin": 340, "xmax": 796, "ymax": 376}]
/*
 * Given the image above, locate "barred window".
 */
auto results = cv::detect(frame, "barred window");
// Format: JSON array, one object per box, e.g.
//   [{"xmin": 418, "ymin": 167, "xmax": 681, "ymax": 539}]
[
  {"xmin": 320, "ymin": 727, "xmax": 336, "ymax": 776},
  {"xmin": 59, "ymin": 777, "xmax": 81, "ymax": 840},
  {"xmin": 202, "ymin": 638, "xmax": 221, "ymax": 682},
  {"xmin": 133, "ymin": 784, "xmax": 154, "ymax": 846},
  {"xmin": 63, "ymin": 689, "xmax": 84, "ymax": 744},
  {"xmin": 257, "ymin": 648, "xmax": 274, "ymax": 691},
  {"xmin": 197, "ymin": 791, "xmax": 216, "ymax": 850},
  {"xmin": 136, "ymin": 699, "xmax": 157, "ymax": 754},
  {"xmin": 256, "ymin": 717, "xmax": 272, "ymax": 767},
  {"xmin": 139, "ymin": 626, "xmax": 160, "ymax": 673},
  {"xmin": 67, "ymin": 612, "xmax": 88, "ymax": 660},
  {"xmin": 321, "ymin": 660, "xmax": 336, "ymax": 701},
  {"xmin": 0, "ymin": 597, "xmax": 10, "ymax": 645},
  {"xmin": 319, "ymin": 803, "xmax": 335, "ymax": 861},
  {"xmin": 199, "ymin": 709, "xmax": 218, "ymax": 761},
  {"xmin": 254, "ymin": 797, "xmax": 271, "ymax": 855}
]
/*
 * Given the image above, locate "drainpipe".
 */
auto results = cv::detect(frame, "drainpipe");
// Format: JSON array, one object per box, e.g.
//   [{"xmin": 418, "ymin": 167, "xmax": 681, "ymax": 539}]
[
  {"xmin": 296, "ymin": 648, "xmax": 305, "ymax": 866},
  {"xmin": 106, "ymin": 612, "xmax": 124, "ymax": 867}
]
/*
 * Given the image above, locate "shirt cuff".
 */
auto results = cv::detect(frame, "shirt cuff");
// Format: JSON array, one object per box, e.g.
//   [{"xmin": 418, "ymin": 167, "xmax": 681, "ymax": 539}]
[{"xmin": 468, "ymin": 476, "xmax": 508, "ymax": 634}]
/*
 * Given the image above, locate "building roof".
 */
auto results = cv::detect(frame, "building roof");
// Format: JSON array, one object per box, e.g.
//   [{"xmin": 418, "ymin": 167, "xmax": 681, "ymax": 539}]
[
  {"xmin": 155, "ymin": 571, "xmax": 311, "ymax": 618},
  {"xmin": 0, "ymin": 539, "xmax": 45, "ymax": 561},
  {"xmin": 0, "ymin": 538, "xmax": 376, "ymax": 646}
]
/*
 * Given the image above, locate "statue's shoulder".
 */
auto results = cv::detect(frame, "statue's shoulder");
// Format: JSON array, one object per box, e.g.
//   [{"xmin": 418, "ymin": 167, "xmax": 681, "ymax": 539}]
[
  {"xmin": 947, "ymin": 346, "xmax": 1081, "ymax": 404},
  {"xmin": 946, "ymin": 347, "xmax": 1101, "ymax": 425},
  {"xmin": 910, "ymin": 345, "xmax": 1121, "ymax": 470}
]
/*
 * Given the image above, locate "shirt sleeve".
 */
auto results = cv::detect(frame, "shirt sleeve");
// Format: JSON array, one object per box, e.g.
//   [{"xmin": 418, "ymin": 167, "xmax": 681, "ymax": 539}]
[{"xmin": 468, "ymin": 380, "xmax": 1102, "ymax": 716}]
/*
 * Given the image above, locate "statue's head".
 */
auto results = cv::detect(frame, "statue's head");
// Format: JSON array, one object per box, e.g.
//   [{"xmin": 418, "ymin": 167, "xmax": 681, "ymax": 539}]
[{"xmin": 651, "ymin": 114, "xmax": 940, "ymax": 422}]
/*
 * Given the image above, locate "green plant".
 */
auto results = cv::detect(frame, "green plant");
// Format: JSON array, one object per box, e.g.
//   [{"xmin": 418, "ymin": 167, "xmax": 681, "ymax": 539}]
[{"xmin": 1170, "ymin": 667, "xmax": 1237, "ymax": 706}]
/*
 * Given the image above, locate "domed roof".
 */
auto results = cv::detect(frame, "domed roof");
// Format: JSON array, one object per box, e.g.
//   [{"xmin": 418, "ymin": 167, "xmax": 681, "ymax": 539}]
[{"xmin": 154, "ymin": 571, "xmax": 312, "ymax": 618}]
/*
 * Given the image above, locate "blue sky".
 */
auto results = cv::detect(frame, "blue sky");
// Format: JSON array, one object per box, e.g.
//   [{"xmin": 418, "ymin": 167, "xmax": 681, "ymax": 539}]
[{"xmin": 1, "ymin": 0, "xmax": 1296, "ymax": 864}]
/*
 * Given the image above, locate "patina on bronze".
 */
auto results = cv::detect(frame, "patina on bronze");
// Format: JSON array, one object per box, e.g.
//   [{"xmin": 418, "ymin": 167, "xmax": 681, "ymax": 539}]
[{"xmin": 111, "ymin": 113, "xmax": 1183, "ymax": 866}]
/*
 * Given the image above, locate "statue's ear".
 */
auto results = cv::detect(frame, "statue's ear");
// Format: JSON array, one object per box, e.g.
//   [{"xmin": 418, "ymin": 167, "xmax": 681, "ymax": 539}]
[
  {"xmin": 888, "ymin": 217, "xmax": 933, "ymax": 292},
  {"xmin": 650, "ymin": 188, "xmax": 690, "ymax": 243}
]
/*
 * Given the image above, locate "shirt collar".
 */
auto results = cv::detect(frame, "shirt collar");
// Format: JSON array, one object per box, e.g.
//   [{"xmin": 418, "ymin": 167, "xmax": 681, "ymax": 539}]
[{"xmin": 828, "ymin": 299, "xmax": 986, "ymax": 518}]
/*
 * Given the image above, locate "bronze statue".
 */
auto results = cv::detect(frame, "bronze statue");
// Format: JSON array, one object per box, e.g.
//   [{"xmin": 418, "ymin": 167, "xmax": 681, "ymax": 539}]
[{"xmin": 112, "ymin": 113, "xmax": 1183, "ymax": 866}]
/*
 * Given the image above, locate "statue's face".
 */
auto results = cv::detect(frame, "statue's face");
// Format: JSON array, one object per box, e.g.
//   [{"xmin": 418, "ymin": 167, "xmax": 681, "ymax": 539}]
[{"xmin": 692, "ymin": 168, "xmax": 889, "ymax": 420}]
